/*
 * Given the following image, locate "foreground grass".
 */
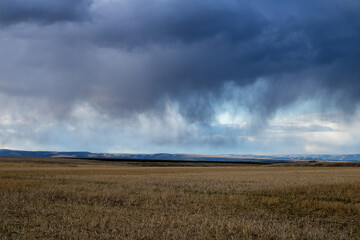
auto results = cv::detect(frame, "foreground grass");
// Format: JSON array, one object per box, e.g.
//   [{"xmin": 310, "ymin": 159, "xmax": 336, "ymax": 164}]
[{"xmin": 0, "ymin": 159, "xmax": 359, "ymax": 239}]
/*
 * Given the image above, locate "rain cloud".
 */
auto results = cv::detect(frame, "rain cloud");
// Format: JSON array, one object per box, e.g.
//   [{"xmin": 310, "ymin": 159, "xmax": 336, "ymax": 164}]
[{"xmin": 0, "ymin": 0, "xmax": 359, "ymax": 153}]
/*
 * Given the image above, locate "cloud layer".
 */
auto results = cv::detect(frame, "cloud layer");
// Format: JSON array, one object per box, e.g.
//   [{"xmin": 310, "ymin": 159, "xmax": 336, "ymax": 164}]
[
  {"xmin": 0, "ymin": 0, "xmax": 359, "ymax": 153},
  {"xmin": 0, "ymin": 0, "xmax": 92, "ymax": 25}
]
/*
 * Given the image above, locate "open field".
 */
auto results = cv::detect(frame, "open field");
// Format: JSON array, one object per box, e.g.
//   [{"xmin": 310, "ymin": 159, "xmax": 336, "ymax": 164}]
[{"xmin": 0, "ymin": 157, "xmax": 359, "ymax": 239}]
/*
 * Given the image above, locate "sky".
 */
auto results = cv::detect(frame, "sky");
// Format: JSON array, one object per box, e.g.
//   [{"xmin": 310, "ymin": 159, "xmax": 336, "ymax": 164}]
[{"xmin": 0, "ymin": 0, "xmax": 360, "ymax": 154}]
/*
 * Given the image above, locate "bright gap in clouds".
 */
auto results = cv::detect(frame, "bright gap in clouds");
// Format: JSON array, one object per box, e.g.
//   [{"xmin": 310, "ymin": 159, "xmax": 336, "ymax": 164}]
[{"xmin": 1, "ymin": 85, "xmax": 360, "ymax": 154}]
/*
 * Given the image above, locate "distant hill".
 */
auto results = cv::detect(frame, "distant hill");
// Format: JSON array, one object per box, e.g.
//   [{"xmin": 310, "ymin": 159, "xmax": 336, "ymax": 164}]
[
  {"xmin": 227, "ymin": 154, "xmax": 360, "ymax": 162},
  {"xmin": 0, "ymin": 149, "xmax": 359, "ymax": 162}
]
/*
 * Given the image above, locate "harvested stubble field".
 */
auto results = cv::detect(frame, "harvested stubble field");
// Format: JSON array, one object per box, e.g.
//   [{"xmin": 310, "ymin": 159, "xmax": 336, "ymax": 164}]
[{"xmin": 0, "ymin": 157, "xmax": 359, "ymax": 239}]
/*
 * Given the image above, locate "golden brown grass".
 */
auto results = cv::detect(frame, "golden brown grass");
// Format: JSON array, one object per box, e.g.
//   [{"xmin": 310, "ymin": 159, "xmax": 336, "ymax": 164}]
[{"xmin": 0, "ymin": 158, "xmax": 359, "ymax": 239}]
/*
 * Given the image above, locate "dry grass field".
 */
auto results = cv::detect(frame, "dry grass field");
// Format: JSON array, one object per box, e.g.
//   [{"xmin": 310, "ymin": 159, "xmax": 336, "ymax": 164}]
[{"xmin": 0, "ymin": 157, "xmax": 359, "ymax": 239}]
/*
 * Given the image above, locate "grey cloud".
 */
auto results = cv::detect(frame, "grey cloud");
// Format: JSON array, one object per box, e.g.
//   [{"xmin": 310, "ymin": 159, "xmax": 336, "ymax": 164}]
[
  {"xmin": 0, "ymin": 0, "xmax": 92, "ymax": 25},
  {"xmin": 84, "ymin": 0, "xmax": 360, "ymax": 122},
  {"xmin": 91, "ymin": 0, "xmax": 267, "ymax": 46},
  {"xmin": 272, "ymin": 124, "xmax": 334, "ymax": 133},
  {"xmin": 0, "ymin": 0, "xmax": 360, "ymax": 128}
]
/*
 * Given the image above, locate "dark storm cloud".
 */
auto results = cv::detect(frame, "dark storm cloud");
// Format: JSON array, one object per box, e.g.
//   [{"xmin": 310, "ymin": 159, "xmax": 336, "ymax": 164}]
[
  {"xmin": 0, "ymin": 0, "xmax": 360, "ymax": 124},
  {"xmin": 81, "ymin": 0, "xmax": 360, "ymax": 123},
  {"xmin": 91, "ymin": 0, "xmax": 266, "ymax": 46},
  {"xmin": 0, "ymin": 0, "xmax": 92, "ymax": 25}
]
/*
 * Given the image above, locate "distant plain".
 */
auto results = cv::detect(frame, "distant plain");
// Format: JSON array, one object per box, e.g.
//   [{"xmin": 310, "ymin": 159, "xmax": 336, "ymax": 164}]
[{"xmin": 0, "ymin": 157, "xmax": 359, "ymax": 239}]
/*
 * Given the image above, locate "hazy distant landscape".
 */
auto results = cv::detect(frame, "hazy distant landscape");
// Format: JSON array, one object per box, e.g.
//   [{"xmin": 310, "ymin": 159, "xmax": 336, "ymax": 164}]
[{"xmin": 1, "ymin": 149, "xmax": 360, "ymax": 163}]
